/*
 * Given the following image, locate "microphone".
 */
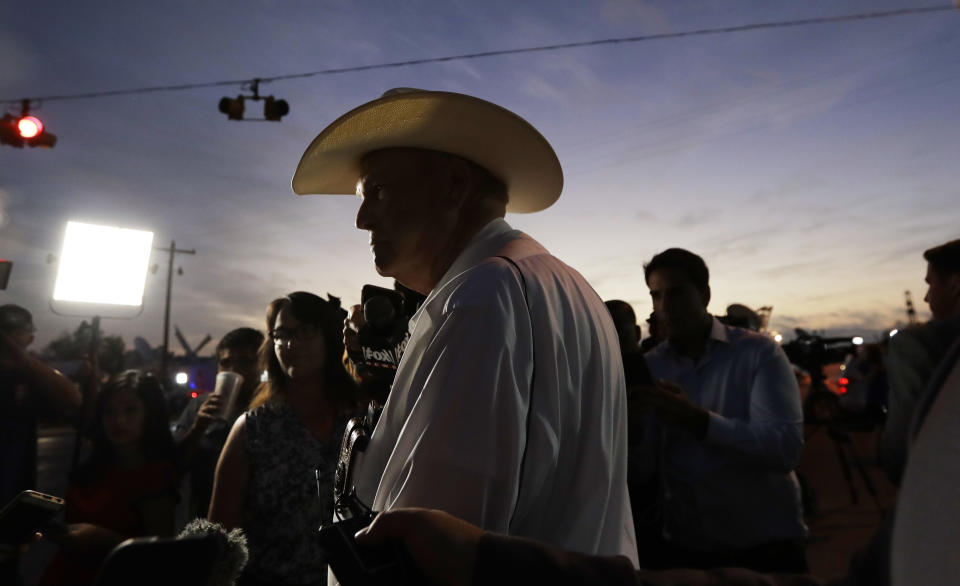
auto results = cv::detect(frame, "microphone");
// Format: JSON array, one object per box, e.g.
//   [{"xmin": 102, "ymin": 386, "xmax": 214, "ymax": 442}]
[
  {"xmin": 363, "ymin": 295, "xmax": 396, "ymax": 332},
  {"xmin": 178, "ymin": 519, "xmax": 249, "ymax": 586}
]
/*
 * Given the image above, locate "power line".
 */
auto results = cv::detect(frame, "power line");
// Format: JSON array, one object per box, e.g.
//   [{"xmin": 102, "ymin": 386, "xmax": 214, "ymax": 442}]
[{"xmin": 1, "ymin": 4, "xmax": 955, "ymax": 104}]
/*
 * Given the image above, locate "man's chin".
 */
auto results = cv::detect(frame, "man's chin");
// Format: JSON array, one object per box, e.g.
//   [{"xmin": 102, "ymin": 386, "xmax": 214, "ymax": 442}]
[{"xmin": 372, "ymin": 257, "xmax": 396, "ymax": 278}]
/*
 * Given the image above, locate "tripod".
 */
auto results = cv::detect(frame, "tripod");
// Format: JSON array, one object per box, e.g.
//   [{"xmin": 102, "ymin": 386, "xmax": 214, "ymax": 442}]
[{"xmin": 804, "ymin": 382, "xmax": 885, "ymax": 514}]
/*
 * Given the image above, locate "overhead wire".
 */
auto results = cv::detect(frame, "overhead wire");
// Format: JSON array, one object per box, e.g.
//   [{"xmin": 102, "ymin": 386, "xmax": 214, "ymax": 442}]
[{"xmin": 0, "ymin": 4, "xmax": 955, "ymax": 104}]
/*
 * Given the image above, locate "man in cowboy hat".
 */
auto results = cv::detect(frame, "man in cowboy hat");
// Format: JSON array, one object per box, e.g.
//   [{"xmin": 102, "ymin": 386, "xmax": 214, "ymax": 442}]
[{"xmin": 293, "ymin": 89, "xmax": 637, "ymax": 564}]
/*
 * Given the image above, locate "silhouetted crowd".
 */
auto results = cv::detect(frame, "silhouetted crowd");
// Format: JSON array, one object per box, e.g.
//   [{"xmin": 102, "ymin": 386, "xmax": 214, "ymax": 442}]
[{"xmin": 2, "ymin": 89, "xmax": 959, "ymax": 586}]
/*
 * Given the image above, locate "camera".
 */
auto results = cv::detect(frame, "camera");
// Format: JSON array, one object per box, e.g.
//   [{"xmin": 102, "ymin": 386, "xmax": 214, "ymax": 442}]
[
  {"xmin": 782, "ymin": 329, "xmax": 858, "ymax": 423},
  {"xmin": 321, "ymin": 401, "xmax": 422, "ymax": 585},
  {"xmin": 347, "ymin": 284, "xmax": 424, "ymax": 400},
  {"xmin": 781, "ymin": 329, "xmax": 857, "ymax": 384}
]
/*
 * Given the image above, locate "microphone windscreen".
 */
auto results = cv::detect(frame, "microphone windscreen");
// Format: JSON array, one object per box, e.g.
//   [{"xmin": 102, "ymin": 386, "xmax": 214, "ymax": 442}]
[{"xmin": 178, "ymin": 519, "xmax": 249, "ymax": 586}]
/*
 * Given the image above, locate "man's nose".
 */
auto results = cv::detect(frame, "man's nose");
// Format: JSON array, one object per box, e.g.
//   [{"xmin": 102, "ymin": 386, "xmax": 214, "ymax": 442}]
[{"xmin": 356, "ymin": 199, "xmax": 374, "ymax": 231}]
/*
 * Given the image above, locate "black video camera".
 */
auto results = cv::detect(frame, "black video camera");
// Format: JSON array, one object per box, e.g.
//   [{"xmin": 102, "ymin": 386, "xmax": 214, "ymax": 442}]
[
  {"xmin": 782, "ymin": 329, "xmax": 859, "ymax": 423},
  {"xmin": 347, "ymin": 285, "xmax": 424, "ymax": 398},
  {"xmin": 781, "ymin": 329, "xmax": 857, "ymax": 386}
]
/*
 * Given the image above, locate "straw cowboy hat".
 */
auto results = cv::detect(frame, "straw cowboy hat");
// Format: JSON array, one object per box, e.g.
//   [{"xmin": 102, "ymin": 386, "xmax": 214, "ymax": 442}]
[{"xmin": 292, "ymin": 88, "xmax": 563, "ymax": 213}]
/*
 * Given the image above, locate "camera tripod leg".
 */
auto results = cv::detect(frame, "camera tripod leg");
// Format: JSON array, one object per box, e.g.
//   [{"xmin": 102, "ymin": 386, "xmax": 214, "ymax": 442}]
[
  {"xmin": 830, "ymin": 430, "xmax": 859, "ymax": 505},
  {"xmin": 846, "ymin": 437, "xmax": 884, "ymax": 514}
]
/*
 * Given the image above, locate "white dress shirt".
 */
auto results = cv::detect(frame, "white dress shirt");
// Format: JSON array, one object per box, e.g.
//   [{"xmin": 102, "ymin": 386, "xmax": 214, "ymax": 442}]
[
  {"xmin": 352, "ymin": 218, "xmax": 638, "ymax": 564},
  {"xmin": 641, "ymin": 318, "xmax": 807, "ymax": 550}
]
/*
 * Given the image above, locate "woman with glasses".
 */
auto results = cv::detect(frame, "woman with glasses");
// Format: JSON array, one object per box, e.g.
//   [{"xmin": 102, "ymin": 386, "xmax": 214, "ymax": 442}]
[{"xmin": 208, "ymin": 291, "xmax": 359, "ymax": 586}]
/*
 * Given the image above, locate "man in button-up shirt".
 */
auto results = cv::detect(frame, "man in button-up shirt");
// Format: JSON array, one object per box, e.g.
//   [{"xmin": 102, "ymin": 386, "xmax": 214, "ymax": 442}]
[
  {"xmin": 292, "ymin": 89, "xmax": 638, "ymax": 567},
  {"xmin": 635, "ymin": 248, "xmax": 807, "ymax": 573}
]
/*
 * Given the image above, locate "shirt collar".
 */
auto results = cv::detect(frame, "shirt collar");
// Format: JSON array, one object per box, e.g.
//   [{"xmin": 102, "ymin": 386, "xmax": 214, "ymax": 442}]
[
  {"xmin": 709, "ymin": 315, "xmax": 730, "ymax": 343},
  {"xmin": 407, "ymin": 217, "xmax": 515, "ymax": 330},
  {"xmin": 665, "ymin": 315, "xmax": 729, "ymax": 361}
]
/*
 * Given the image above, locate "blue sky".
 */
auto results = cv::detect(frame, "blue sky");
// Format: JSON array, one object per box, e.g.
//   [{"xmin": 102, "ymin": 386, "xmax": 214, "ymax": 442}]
[{"xmin": 1, "ymin": 1, "xmax": 958, "ymax": 349}]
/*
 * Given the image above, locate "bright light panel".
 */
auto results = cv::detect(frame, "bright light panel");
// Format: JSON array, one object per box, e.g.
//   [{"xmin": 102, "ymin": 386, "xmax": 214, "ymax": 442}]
[{"xmin": 53, "ymin": 221, "xmax": 154, "ymax": 306}]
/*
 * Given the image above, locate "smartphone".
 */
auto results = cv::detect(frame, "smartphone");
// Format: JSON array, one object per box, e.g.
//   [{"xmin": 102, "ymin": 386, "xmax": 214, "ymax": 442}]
[
  {"xmin": 0, "ymin": 490, "xmax": 65, "ymax": 546},
  {"xmin": 94, "ymin": 534, "xmax": 222, "ymax": 586}
]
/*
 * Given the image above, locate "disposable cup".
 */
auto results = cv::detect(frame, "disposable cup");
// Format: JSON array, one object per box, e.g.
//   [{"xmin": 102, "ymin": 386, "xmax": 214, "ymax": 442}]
[{"xmin": 212, "ymin": 371, "xmax": 244, "ymax": 420}]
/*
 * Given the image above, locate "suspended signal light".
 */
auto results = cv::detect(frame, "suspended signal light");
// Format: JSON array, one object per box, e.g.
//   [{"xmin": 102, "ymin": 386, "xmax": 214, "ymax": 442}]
[
  {"xmin": 0, "ymin": 114, "xmax": 21, "ymax": 147},
  {"xmin": 218, "ymin": 80, "xmax": 288, "ymax": 122},
  {"xmin": 17, "ymin": 116, "xmax": 43, "ymax": 138},
  {"xmin": 218, "ymin": 95, "xmax": 245, "ymax": 120},
  {"xmin": 1, "ymin": 102, "xmax": 57, "ymax": 148},
  {"xmin": 263, "ymin": 96, "xmax": 289, "ymax": 121}
]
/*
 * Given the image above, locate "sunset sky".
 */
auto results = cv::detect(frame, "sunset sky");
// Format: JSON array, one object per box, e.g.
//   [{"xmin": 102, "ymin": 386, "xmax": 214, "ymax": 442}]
[{"xmin": 2, "ymin": 0, "xmax": 958, "ymax": 350}]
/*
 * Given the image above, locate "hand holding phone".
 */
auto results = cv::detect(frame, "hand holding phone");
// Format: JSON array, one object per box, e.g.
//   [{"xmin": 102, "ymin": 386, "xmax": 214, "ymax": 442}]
[{"xmin": 0, "ymin": 490, "xmax": 65, "ymax": 547}]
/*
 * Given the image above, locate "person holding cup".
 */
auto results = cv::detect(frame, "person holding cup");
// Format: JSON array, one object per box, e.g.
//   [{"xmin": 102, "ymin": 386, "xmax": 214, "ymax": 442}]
[{"xmin": 174, "ymin": 327, "xmax": 264, "ymax": 521}]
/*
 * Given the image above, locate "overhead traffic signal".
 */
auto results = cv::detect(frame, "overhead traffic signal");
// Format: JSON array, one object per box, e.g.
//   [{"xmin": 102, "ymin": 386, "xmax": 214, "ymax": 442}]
[
  {"xmin": 263, "ymin": 96, "xmax": 289, "ymax": 121},
  {"xmin": 1, "ymin": 101, "xmax": 57, "ymax": 148},
  {"xmin": 218, "ymin": 79, "xmax": 289, "ymax": 122},
  {"xmin": 218, "ymin": 96, "xmax": 245, "ymax": 120},
  {"xmin": 0, "ymin": 114, "xmax": 21, "ymax": 147}
]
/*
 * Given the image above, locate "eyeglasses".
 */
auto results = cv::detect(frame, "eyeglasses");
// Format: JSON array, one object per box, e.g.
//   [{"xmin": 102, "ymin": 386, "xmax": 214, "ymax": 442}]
[{"xmin": 270, "ymin": 324, "xmax": 320, "ymax": 345}]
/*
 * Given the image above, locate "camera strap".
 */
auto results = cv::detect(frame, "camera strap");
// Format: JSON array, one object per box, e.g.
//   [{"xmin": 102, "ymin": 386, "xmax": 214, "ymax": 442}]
[
  {"xmin": 334, "ymin": 400, "xmax": 383, "ymax": 519},
  {"xmin": 496, "ymin": 255, "xmax": 535, "ymax": 529}
]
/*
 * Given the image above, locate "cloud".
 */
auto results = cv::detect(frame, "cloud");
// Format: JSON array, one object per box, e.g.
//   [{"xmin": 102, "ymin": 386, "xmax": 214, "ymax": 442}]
[
  {"xmin": 516, "ymin": 55, "xmax": 605, "ymax": 107},
  {"xmin": 0, "ymin": 33, "xmax": 38, "ymax": 87},
  {"xmin": 635, "ymin": 210, "xmax": 657, "ymax": 223},
  {"xmin": 600, "ymin": 0, "xmax": 670, "ymax": 33},
  {"xmin": 676, "ymin": 208, "xmax": 720, "ymax": 227},
  {"xmin": 756, "ymin": 260, "xmax": 823, "ymax": 280},
  {"xmin": 521, "ymin": 75, "xmax": 568, "ymax": 105},
  {"xmin": 696, "ymin": 228, "xmax": 780, "ymax": 259},
  {"xmin": 0, "ymin": 188, "xmax": 8, "ymax": 229}
]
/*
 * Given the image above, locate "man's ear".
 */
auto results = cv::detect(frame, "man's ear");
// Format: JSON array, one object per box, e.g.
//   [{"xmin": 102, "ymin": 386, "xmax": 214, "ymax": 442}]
[
  {"xmin": 444, "ymin": 157, "xmax": 475, "ymax": 209},
  {"xmin": 702, "ymin": 285, "xmax": 712, "ymax": 309},
  {"xmin": 947, "ymin": 272, "xmax": 960, "ymax": 299}
]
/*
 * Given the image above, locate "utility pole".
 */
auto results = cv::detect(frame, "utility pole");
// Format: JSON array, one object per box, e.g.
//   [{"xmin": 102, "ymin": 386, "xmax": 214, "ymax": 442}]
[
  {"xmin": 904, "ymin": 290, "xmax": 918, "ymax": 326},
  {"xmin": 156, "ymin": 240, "xmax": 195, "ymax": 382}
]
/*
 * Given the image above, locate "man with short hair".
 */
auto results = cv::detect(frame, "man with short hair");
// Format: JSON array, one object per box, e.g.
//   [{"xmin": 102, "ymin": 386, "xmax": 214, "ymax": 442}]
[
  {"xmin": 175, "ymin": 327, "xmax": 264, "ymax": 519},
  {"xmin": 292, "ymin": 89, "xmax": 637, "ymax": 563},
  {"xmin": 882, "ymin": 238, "xmax": 960, "ymax": 484},
  {"xmin": 636, "ymin": 248, "xmax": 807, "ymax": 573}
]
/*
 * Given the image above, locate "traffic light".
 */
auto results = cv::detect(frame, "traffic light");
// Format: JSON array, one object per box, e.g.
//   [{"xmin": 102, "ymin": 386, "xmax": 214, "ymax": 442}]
[
  {"xmin": 218, "ymin": 95, "xmax": 245, "ymax": 120},
  {"xmin": 219, "ymin": 80, "xmax": 289, "ymax": 122},
  {"xmin": 0, "ymin": 114, "xmax": 22, "ymax": 147},
  {"xmin": 19, "ymin": 115, "xmax": 56, "ymax": 148},
  {"xmin": 263, "ymin": 96, "xmax": 289, "ymax": 121},
  {"xmin": 1, "ymin": 104, "xmax": 57, "ymax": 148}
]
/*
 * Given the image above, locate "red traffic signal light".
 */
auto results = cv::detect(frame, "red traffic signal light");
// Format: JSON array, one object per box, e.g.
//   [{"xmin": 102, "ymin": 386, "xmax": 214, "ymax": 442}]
[
  {"xmin": 0, "ymin": 113, "xmax": 57, "ymax": 148},
  {"xmin": 18, "ymin": 116, "xmax": 43, "ymax": 138}
]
